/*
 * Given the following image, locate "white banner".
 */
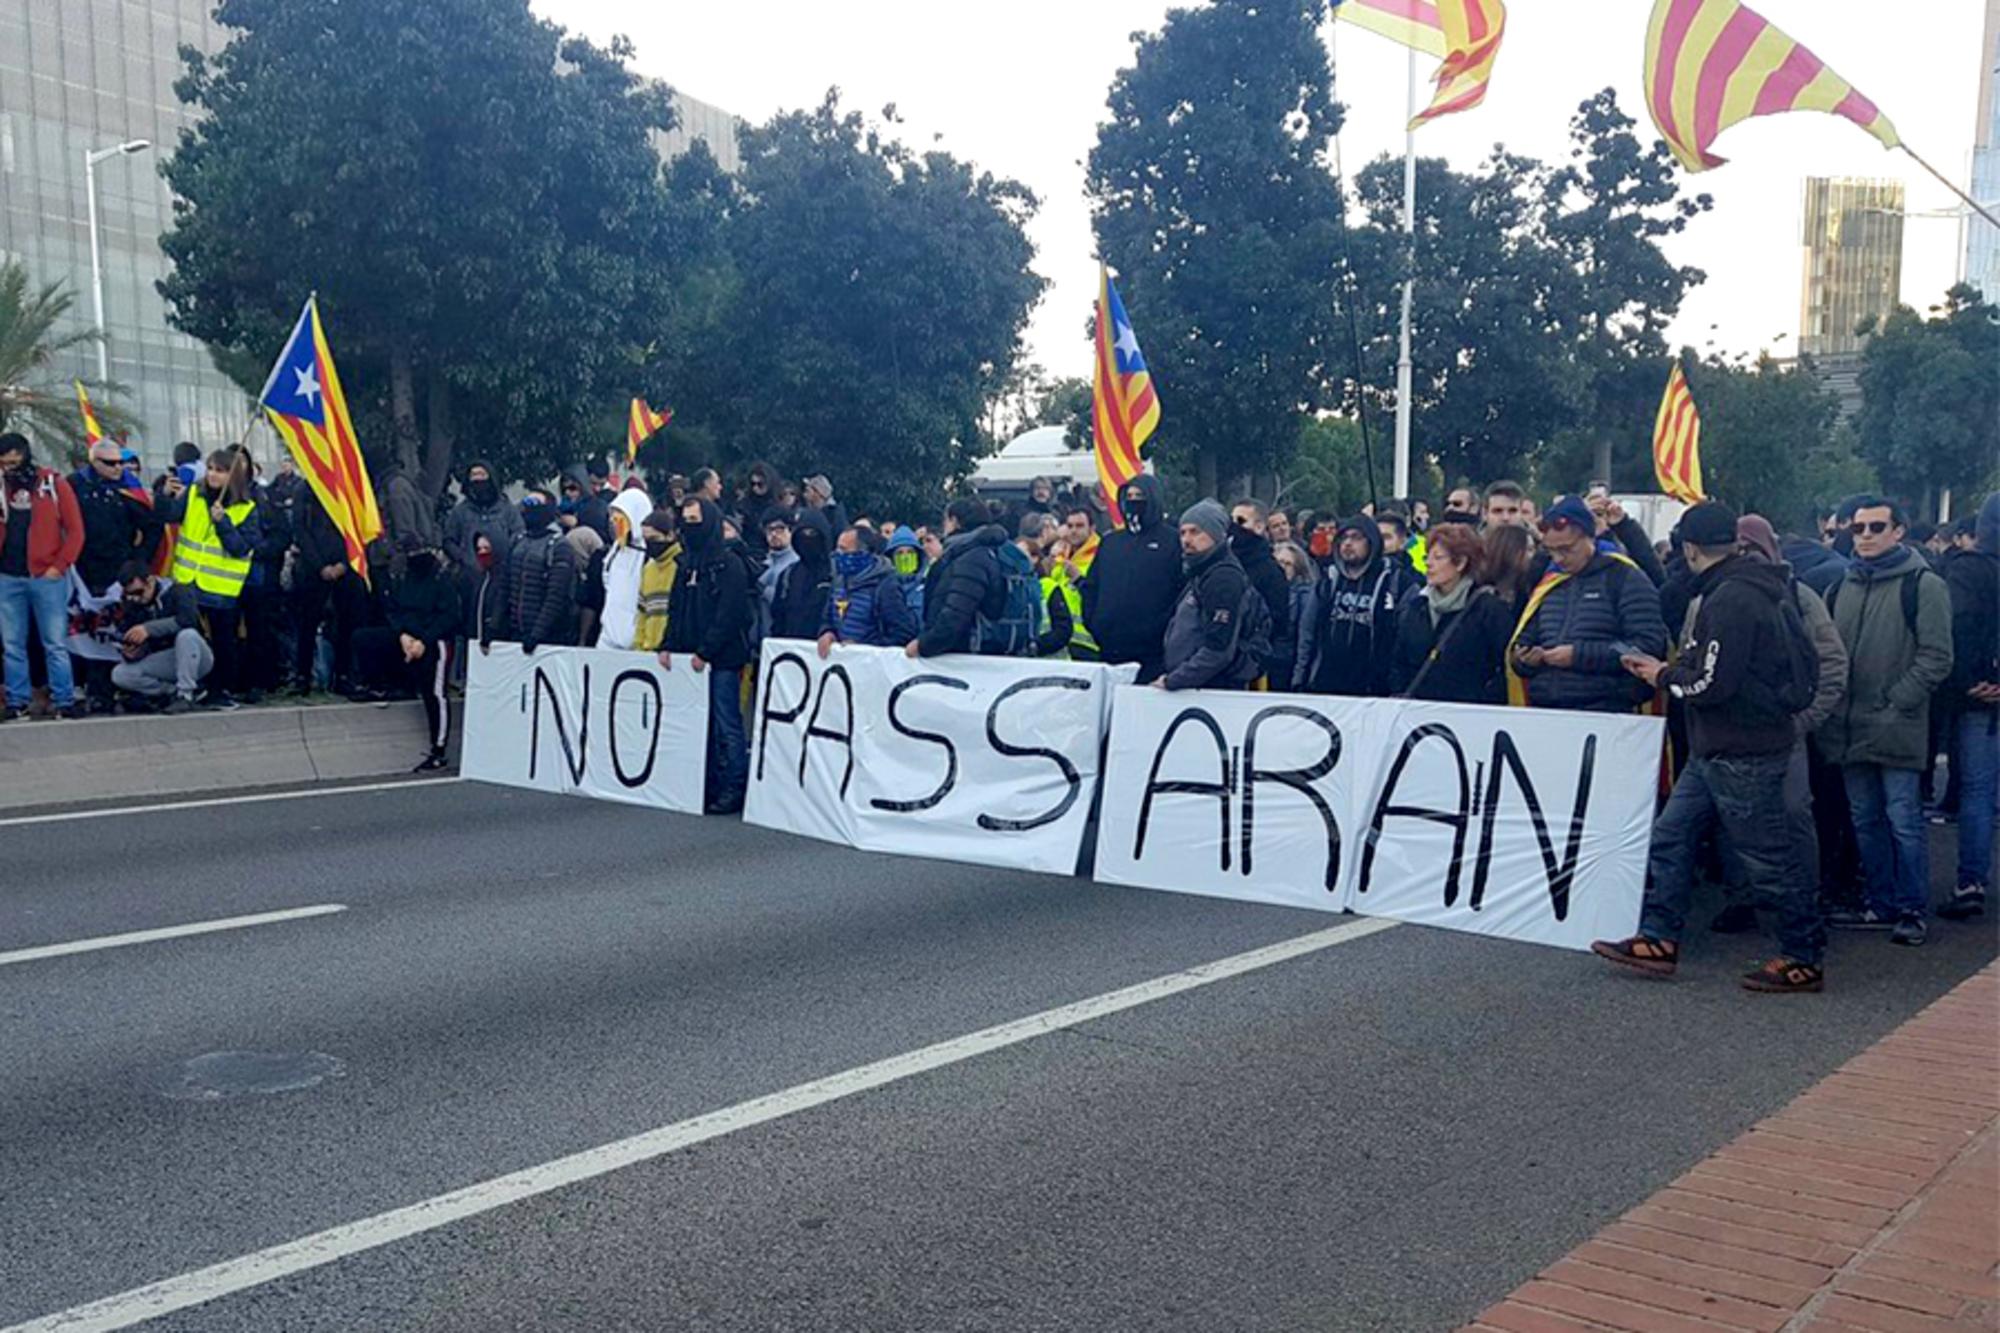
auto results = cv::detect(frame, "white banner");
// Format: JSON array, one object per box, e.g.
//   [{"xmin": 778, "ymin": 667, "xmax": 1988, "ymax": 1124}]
[
  {"xmin": 463, "ymin": 643, "xmax": 710, "ymax": 815},
  {"xmin": 745, "ymin": 639, "xmax": 1136, "ymax": 876},
  {"xmin": 1095, "ymin": 686, "xmax": 1661, "ymax": 951}
]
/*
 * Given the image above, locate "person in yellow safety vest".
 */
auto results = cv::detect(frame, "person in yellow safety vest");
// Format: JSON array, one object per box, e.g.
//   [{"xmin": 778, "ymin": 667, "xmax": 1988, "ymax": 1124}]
[
  {"xmin": 1056, "ymin": 510, "xmax": 1101, "ymax": 660},
  {"xmin": 163, "ymin": 448, "xmax": 262, "ymax": 709},
  {"xmin": 1377, "ymin": 510, "xmax": 1425, "ymax": 578}
]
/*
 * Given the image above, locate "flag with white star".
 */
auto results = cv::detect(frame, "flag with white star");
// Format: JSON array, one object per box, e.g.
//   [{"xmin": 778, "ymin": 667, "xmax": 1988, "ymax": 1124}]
[
  {"xmin": 1091, "ymin": 265, "xmax": 1162, "ymax": 527},
  {"xmin": 258, "ymin": 296, "xmax": 383, "ymax": 583}
]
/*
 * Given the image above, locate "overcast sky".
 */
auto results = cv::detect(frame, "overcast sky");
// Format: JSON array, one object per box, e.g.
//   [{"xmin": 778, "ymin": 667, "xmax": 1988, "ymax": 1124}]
[{"xmin": 541, "ymin": 0, "xmax": 1986, "ymax": 382}]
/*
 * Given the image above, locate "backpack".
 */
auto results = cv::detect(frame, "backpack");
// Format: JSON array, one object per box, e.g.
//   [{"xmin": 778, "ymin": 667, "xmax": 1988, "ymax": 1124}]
[
  {"xmin": 977, "ymin": 541, "xmax": 1046, "ymax": 657},
  {"xmin": 1227, "ymin": 581, "xmax": 1274, "ymax": 686},
  {"xmin": 1773, "ymin": 589, "xmax": 1820, "ymax": 716},
  {"xmin": 1825, "ymin": 570, "xmax": 1920, "ymax": 639}
]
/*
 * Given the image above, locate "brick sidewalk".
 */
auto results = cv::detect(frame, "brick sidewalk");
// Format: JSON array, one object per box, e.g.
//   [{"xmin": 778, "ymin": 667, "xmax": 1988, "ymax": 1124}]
[{"xmin": 1468, "ymin": 964, "xmax": 2000, "ymax": 1333}]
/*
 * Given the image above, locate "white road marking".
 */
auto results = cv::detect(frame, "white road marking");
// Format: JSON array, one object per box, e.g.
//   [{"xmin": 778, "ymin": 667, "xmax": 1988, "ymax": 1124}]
[
  {"xmin": 0, "ymin": 778, "xmax": 460, "ymax": 829},
  {"xmin": 3, "ymin": 916, "xmax": 1399, "ymax": 1332},
  {"xmin": 0, "ymin": 905, "xmax": 349, "ymax": 968}
]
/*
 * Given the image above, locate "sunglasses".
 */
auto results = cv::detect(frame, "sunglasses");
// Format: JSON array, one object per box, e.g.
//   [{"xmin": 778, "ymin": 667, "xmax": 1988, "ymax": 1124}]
[{"xmin": 1848, "ymin": 521, "xmax": 1893, "ymax": 536}]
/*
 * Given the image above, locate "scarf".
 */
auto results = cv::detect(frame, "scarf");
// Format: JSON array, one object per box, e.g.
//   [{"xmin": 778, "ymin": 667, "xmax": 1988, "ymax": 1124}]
[{"xmin": 1423, "ymin": 575, "xmax": 1472, "ymax": 628}]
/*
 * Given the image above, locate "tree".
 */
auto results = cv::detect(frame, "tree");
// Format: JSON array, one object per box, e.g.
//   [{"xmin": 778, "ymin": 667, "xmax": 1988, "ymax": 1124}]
[
  {"xmin": 1281, "ymin": 415, "xmax": 1372, "ymax": 516},
  {"xmin": 690, "ymin": 94, "xmax": 1045, "ymax": 514},
  {"xmin": 1856, "ymin": 285, "xmax": 2000, "ymax": 510},
  {"xmin": 160, "ymin": 0, "xmax": 692, "ymax": 494},
  {"xmin": 1086, "ymin": 0, "xmax": 1346, "ymax": 496},
  {"xmin": 1683, "ymin": 351, "xmax": 1843, "ymax": 528},
  {"xmin": 0, "ymin": 260, "xmax": 136, "ymax": 456}
]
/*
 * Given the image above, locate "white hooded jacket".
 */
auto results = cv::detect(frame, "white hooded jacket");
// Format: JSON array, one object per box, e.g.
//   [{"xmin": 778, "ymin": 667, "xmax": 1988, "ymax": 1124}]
[{"xmin": 597, "ymin": 488, "xmax": 655, "ymax": 651}]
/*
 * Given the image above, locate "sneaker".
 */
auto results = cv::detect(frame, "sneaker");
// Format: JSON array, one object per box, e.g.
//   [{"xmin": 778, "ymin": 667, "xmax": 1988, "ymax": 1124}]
[
  {"xmin": 1710, "ymin": 904, "xmax": 1759, "ymax": 934},
  {"xmin": 1828, "ymin": 906, "xmax": 1894, "ymax": 930},
  {"xmin": 412, "ymin": 751, "xmax": 449, "ymax": 774},
  {"xmin": 1889, "ymin": 915, "xmax": 1928, "ymax": 948},
  {"xmin": 163, "ymin": 695, "xmax": 196, "ymax": 716},
  {"xmin": 1937, "ymin": 885, "xmax": 1988, "ymax": 921},
  {"xmin": 1742, "ymin": 958, "xmax": 1824, "ymax": 993},
  {"xmin": 202, "ymin": 691, "xmax": 240, "ymax": 712},
  {"xmin": 1590, "ymin": 936, "xmax": 1679, "ymax": 978},
  {"xmin": 55, "ymin": 703, "xmax": 85, "ymax": 720},
  {"xmin": 0, "ymin": 706, "xmax": 16, "ymax": 723}
]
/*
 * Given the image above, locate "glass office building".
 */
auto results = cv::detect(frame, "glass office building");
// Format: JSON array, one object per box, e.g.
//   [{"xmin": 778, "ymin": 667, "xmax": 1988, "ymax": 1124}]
[
  {"xmin": 1798, "ymin": 177, "xmax": 1906, "ymax": 357},
  {"xmin": 0, "ymin": 0, "xmax": 250, "ymax": 469}
]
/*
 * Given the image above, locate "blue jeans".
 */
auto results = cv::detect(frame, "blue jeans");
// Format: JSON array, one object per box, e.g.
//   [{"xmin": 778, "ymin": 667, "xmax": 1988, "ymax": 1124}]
[
  {"xmin": 1643, "ymin": 752, "xmax": 1823, "ymax": 965},
  {"xmin": 0, "ymin": 573, "xmax": 75, "ymax": 708},
  {"xmin": 1958, "ymin": 711, "xmax": 1999, "ymax": 891},
  {"xmin": 707, "ymin": 666, "xmax": 747, "ymax": 805},
  {"xmin": 1843, "ymin": 764, "xmax": 1928, "ymax": 920}
]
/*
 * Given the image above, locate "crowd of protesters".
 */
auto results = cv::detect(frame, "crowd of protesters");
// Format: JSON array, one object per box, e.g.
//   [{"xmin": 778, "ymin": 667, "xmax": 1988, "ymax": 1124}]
[{"xmin": 2, "ymin": 426, "xmax": 1994, "ymax": 983}]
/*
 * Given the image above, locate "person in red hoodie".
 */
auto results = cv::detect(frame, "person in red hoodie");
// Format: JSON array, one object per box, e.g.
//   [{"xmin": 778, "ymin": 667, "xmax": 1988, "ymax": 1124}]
[{"xmin": 0, "ymin": 432, "xmax": 86, "ymax": 720}]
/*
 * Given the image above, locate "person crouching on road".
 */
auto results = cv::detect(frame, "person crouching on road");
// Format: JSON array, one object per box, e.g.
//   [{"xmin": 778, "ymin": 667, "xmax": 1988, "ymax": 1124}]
[
  {"xmin": 108, "ymin": 560, "xmax": 209, "ymax": 713},
  {"xmin": 1158, "ymin": 501, "xmax": 1266, "ymax": 692},
  {"xmin": 1594, "ymin": 501, "xmax": 1827, "ymax": 994}
]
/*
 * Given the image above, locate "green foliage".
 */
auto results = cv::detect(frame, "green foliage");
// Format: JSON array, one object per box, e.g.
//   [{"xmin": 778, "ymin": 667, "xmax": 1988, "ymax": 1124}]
[
  {"xmin": 1086, "ymin": 0, "xmax": 1346, "ymax": 492},
  {"xmin": 1684, "ymin": 351, "xmax": 1843, "ymax": 530},
  {"xmin": 1855, "ymin": 285, "xmax": 2000, "ymax": 505},
  {"xmin": 160, "ymin": 0, "xmax": 690, "ymax": 493},
  {"xmin": 1280, "ymin": 416, "xmax": 1371, "ymax": 517},
  {"xmin": 681, "ymin": 94, "xmax": 1046, "ymax": 515},
  {"xmin": 0, "ymin": 260, "xmax": 137, "ymax": 458}
]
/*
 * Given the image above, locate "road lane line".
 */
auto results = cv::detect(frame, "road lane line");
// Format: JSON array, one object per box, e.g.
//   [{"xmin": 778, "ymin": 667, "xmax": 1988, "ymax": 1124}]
[
  {"xmin": 3, "ymin": 915, "xmax": 1399, "ymax": 1332},
  {"xmin": 0, "ymin": 905, "xmax": 349, "ymax": 968},
  {"xmin": 0, "ymin": 778, "xmax": 460, "ymax": 828}
]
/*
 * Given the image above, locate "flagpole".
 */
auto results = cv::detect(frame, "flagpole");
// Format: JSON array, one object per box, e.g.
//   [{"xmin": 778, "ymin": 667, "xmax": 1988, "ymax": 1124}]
[
  {"xmin": 1896, "ymin": 144, "xmax": 2000, "ymax": 232},
  {"xmin": 1393, "ymin": 45, "xmax": 1417, "ymax": 501}
]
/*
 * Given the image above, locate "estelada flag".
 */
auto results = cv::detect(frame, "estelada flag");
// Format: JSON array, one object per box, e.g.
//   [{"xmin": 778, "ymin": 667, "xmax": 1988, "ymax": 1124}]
[
  {"xmin": 259, "ymin": 296, "xmax": 383, "ymax": 583},
  {"xmin": 627, "ymin": 398, "xmax": 671, "ymax": 467},
  {"xmin": 75, "ymin": 381, "xmax": 105, "ymax": 447},
  {"xmin": 1091, "ymin": 265, "xmax": 1161, "ymax": 528},
  {"xmin": 1652, "ymin": 362, "xmax": 1705, "ymax": 505}
]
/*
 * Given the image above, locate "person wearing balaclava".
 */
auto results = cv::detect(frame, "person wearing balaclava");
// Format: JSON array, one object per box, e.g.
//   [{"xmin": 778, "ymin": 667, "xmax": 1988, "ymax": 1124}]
[
  {"xmin": 443, "ymin": 460, "xmax": 522, "ymax": 573},
  {"xmin": 485, "ymin": 488, "xmax": 578, "ymax": 654},
  {"xmin": 660, "ymin": 496, "xmax": 753, "ymax": 814},
  {"xmin": 1160, "ymin": 500, "xmax": 1261, "ymax": 692},
  {"xmin": 595, "ymin": 488, "xmax": 660, "ymax": 652},
  {"xmin": 351, "ymin": 544, "xmax": 460, "ymax": 771},
  {"xmin": 1294, "ymin": 513, "xmax": 1419, "ymax": 697},
  {"xmin": 772, "ymin": 509, "xmax": 834, "ymax": 641},
  {"xmin": 1077, "ymin": 472, "xmax": 1182, "ymax": 682}
]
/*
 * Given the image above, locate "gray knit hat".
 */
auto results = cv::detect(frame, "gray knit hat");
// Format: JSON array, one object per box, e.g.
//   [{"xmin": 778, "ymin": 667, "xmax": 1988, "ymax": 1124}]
[{"xmin": 1180, "ymin": 499, "xmax": 1229, "ymax": 545}]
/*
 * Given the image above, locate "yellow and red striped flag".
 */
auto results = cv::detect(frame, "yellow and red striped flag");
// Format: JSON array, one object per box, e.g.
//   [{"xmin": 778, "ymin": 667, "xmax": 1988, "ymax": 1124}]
[
  {"xmin": 627, "ymin": 398, "xmax": 671, "ymax": 467},
  {"xmin": 1643, "ymin": 0, "xmax": 1900, "ymax": 174},
  {"xmin": 1091, "ymin": 265, "xmax": 1161, "ymax": 528},
  {"xmin": 75, "ymin": 381, "xmax": 104, "ymax": 447},
  {"xmin": 1652, "ymin": 363, "xmax": 1705, "ymax": 505},
  {"xmin": 258, "ymin": 296, "xmax": 383, "ymax": 584},
  {"xmin": 1332, "ymin": 0, "xmax": 1507, "ymax": 129}
]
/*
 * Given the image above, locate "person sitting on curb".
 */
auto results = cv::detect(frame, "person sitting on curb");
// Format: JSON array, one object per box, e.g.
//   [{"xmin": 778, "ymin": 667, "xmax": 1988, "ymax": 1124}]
[{"xmin": 108, "ymin": 561, "xmax": 210, "ymax": 714}]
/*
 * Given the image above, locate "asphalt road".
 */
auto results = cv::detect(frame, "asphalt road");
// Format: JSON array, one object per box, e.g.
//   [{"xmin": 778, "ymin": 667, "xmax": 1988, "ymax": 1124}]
[{"xmin": 1, "ymin": 779, "xmax": 1993, "ymax": 1331}]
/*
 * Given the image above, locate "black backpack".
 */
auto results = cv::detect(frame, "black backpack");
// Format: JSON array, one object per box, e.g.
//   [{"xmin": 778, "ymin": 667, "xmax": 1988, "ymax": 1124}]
[
  {"xmin": 1229, "ymin": 582, "xmax": 1274, "ymax": 686},
  {"xmin": 1772, "ymin": 589, "xmax": 1820, "ymax": 716}
]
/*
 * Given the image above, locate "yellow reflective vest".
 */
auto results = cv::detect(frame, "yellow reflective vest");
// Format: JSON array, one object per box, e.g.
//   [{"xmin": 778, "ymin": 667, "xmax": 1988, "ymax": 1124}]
[
  {"xmin": 1043, "ymin": 562, "xmax": 1097, "ymax": 658},
  {"xmin": 171, "ymin": 495, "xmax": 254, "ymax": 599}
]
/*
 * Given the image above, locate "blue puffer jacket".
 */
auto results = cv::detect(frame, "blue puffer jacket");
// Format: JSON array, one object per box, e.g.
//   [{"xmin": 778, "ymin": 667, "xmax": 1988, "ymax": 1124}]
[
  {"xmin": 1513, "ymin": 552, "xmax": 1668, "ymax": 712},
  {"xmin": 823, "ymin": 551, "xmax": 919, "ymax": 647},
  {"xmin": 884, "ymin": 525, "xmax": 926, "ymax": 623}
]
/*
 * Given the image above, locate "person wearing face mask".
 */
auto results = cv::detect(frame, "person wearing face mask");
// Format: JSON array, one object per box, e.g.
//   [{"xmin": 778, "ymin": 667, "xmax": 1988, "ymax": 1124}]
[
  {"xmin": 883, "ymin": 525, "xmax": 928, "ymax": 624},
  {"xmin": 352, "ymin": 546, "xmax": 460, "ymax": 770},
  {"xmin": 631, "ymin": 510, "xmax": 681, "ymax": 653},
  {"xmin": 1228, "ymin": 499, "xmax": 1292, "ymax": 686},
  {"xmin": 772, "ymin": 510, "xmax": 834, "ymax": 641},
  {"xmin": 1293, "ymin": 515, "xmax": 1419, "ymax": 697},
  {"xmin": 1078, "ymin": 473, "xmax": 1182, "ymax": 682},
  {"xmin": 816, "ymin": 526, "xmax": 919, "ymax": 655},
  {"xmin": 444, "ymin": 461, "xmax": 522, "ymax": 573},
  {"xmin": 660, "ymin": 497, "xmax": 753, "ymax": 814},
  {"xmin": 595, "ymin": 488, "xmax": 662, "ymax": 652},
  {"xmin": 486, "ymin": 489, "xmax": 579, "ymax": 654}
]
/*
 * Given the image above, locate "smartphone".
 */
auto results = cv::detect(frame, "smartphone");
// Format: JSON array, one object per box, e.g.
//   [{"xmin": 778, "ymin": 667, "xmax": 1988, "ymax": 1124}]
[{"xmin": 1586, "ymin": 481, "xmax": 1611, "ymax": 502}]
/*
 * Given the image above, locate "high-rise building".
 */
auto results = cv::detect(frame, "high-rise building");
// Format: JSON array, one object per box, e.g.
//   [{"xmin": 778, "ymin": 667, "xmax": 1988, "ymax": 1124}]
[
  {"xmin": 1798, "ymin": 176, "xmax": 1905, "ymax": 357},
  {"xmin": 1967, "ymin": 0, "xmax": 2000, "ymax": 300},
  {"xmin": 0, "ymin": 1, "xmax": 250, "ymax": 469}
]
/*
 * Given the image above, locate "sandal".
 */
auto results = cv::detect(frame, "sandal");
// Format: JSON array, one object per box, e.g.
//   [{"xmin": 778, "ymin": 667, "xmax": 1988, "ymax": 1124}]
[
  {"xmin": 1741, "ymin": 958, "xmax": 1823, "ymax": 994},
  {"xmin": 1591, "ymin": 935, "xmax": 1679, "ymax": 978}
]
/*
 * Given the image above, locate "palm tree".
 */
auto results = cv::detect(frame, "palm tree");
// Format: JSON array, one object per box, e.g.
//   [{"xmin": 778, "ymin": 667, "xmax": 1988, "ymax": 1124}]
[{"xmin": 0, "ymin": 258, "xmax": 136, "ymax": 456}]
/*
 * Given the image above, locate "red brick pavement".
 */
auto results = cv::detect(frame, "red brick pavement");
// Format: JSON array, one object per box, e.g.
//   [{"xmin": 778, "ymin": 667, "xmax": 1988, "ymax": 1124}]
[{"xmin": 1467, "ymin": 964, "xmax": 2000, "ymax": 1333}]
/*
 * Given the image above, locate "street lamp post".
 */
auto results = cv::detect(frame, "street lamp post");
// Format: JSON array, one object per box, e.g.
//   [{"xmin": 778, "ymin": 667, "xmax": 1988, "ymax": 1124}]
[{"xmin": 83, "ymin": 139, "xmax": 152, "ymax": 384}]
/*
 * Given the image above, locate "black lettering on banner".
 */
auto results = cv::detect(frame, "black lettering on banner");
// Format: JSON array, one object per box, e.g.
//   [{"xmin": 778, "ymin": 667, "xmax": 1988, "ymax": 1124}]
[
  {"xmin": 979, "ymin": 677, "xmax": 1089, "ymax": 832},
  {"xmin": 870, "ymin": 674, "xmax": 970, "ymax": 813},
  {"xmin": 1241, "ymin": 705, "xmax": 1344, "ymax": 892},
  {"xmin": 1134, "ymin": 708, "xmax": 1232, "ymax": 870},
  {"xmin": 607, "ymin": 669, "xmax": 663, "ymax": 790},
  {"xmin": 803, "ymin": 665, "xmax": 856, "ymax": 800},
  {"xmin": 529, "ymin": 664, "xmax": 589, "ymax": 785},
  {"xmin": 1357, "ymin": 723, "xmax": 1469, "ymax": 904},
  {"xmin": 1469, "ymin": 731, "xmax": 1597, "ymax": 921},
  {"xmin": 754, "ymin": 651, "xmax": 812, "ymax": 782}
]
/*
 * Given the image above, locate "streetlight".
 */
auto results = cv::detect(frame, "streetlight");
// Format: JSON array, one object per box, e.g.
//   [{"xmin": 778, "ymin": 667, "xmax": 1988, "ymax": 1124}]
[{"xmin": 83, "ymin": 139, "xmax": 151, "ymax": 383}]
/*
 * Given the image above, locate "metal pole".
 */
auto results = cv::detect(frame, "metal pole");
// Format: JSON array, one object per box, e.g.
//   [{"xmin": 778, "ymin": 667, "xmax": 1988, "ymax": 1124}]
[
  {"xmin": 1393, "ymin": 47, "xmax": 1417, "ymax": 501},
  {"xmin": 85, "ymin": 150, "xmax": 108, "ymax": 383}
]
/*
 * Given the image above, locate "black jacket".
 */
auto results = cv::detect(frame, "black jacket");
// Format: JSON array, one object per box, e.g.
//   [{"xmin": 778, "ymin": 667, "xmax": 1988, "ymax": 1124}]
[
  {"xmin": 1230, "ymin": 526, "xmax": 1293, "ymax": 680},
  {"xmin": 1514, "ymin": 550, "xmax": 1668, "ymax": 713},
  {"xmin": 772, "ymin": 513, "xmax": 833, "ymax": 641},
  {"xmin": 128, "ymin": 579, "xmax": 202, "ymax": 657},
  {"xmin": 294, "ymin": 493, "xmax": 353, "ymax": 575},
  {"xmin": 496, "ymin": 524, "xmax": 580, "ymax": 649},
  {"xmin": 666, "ymin": 498, "xmax": 753, "ymax": 670},
  {"xmin": 387, "ymin": 556, "xmax": 461, "ymax": 645},
  {"xmin": 1389, "ymin": 586, "xmax": 1513, "ymax": 705},
  {"xmin": 919, "ymin": 523, "xmax": 1008, "ymax": 657},
  {"xmin": 1079, "ymin": 473, "xmax": 1181, "ymax": 667},
  {"xmin": 69, "ymin": 469, "xmax": 164, "ymax": 592},
  {"xmin": 1296, "ymin": 519, "xmax": 1418, "ymax": 697},
  {"xmin": 1942, "ymin": 542, "xmax": 1998, "ymax": 715},
  {"xmin": 1658, "ymin": 554, "xmax": 1798, "ymax": 757},
  {"xmin": 1162, "ymin": 543, "xmax": 1255, "ymax": 691}
]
